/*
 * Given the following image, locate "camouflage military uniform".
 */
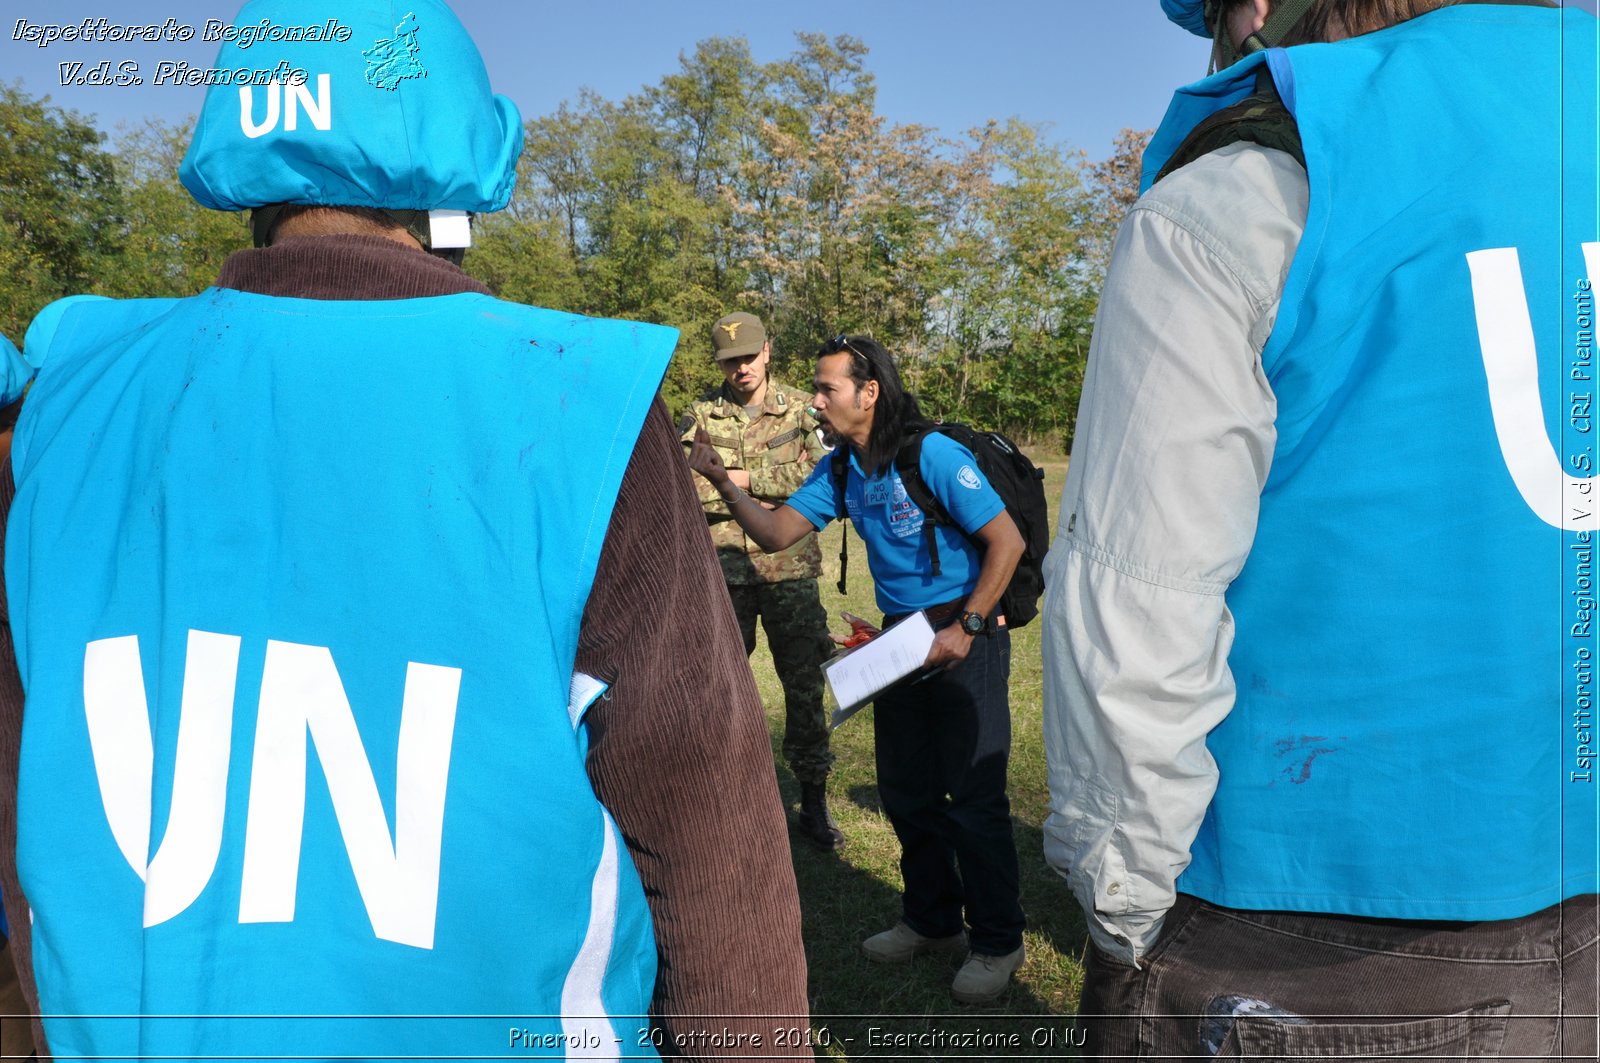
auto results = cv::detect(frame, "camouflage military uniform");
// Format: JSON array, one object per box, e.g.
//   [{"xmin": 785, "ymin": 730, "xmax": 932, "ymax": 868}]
[{"xmin": 684, "ymin": 380, "xmax": 835, "ymax": 784}]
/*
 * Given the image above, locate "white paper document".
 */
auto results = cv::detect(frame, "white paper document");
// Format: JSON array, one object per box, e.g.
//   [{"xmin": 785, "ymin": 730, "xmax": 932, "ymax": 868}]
[{"xmin": 824, "ymin": 611, "xmax": 937, "ymax": 726}]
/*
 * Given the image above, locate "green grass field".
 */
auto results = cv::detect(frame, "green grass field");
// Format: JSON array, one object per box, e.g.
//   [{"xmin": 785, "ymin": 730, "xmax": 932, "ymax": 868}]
[{"xmin": 744, "ymin": 459, "xmax": 1090, "ymax": 1059}]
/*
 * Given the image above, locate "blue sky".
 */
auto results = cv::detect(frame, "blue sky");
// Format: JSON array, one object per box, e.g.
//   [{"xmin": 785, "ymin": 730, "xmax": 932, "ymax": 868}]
[
  {"xmin": 7, "ymin": 2, "xmax": 1596, "ymax": 161},
  {"xmin": 5, "ymin": 2, "xmax": 1215, "ymax": 160}
]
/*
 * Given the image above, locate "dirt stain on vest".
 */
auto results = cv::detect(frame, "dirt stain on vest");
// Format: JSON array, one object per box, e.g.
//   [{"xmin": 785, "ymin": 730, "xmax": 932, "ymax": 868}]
[{"xmin": 1272, "ymin": 734, "xmax": 1344, "ymax": 785}]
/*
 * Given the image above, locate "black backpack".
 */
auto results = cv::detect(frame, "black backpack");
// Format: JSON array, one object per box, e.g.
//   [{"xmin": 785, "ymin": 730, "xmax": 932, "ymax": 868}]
[{"xmin": 831, "ymin": 422, "xmax": 1051, "ymax": 629}]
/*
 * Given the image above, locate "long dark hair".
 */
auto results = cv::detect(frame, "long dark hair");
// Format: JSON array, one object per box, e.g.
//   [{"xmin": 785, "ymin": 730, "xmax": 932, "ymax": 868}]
[{"xmin": 818, "ymin": 335, "xmax": 928, "ymax": 476}]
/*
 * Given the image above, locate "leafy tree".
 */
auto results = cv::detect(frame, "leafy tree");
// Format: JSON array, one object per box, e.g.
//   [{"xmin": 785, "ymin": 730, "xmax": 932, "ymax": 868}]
[
  {"xmin": 908, "ymin": 120, "xmax": 1099, "ymax": 445},
  {"xmin": 100, "ymin": 119, "xmax": 249, "ymax": 300},
  {"xmin": 0, "ymin": 83, "xmax": 122, "ymax": 341},
  {"xmin": 467, "ymin": 33, "xmax": 1124, "ymax": 444},
  {"xmin": 734, "ymin": 36, "xmax": 954, "ymax": 378},
  {"xmin": 3, "ymin": 42, "xmax": 1140, "ymax": 447},
  {"xmin": 0, "ymin": 96, "xmax": 250, "ymax": 342},
  {"xmin": 471, "ymin": 41, "xmax": 771, "ymax": 414},
  {"xmin": 468, "ymin": 99, "xmax": 595, "ymax": 313},
  {"xmin": 468, "ymin": 213, "xmax": 584, "ymax": 312},
  {"xmin": 1083, "ymin": 126, "xmax": 1154, "ymax": 285}
]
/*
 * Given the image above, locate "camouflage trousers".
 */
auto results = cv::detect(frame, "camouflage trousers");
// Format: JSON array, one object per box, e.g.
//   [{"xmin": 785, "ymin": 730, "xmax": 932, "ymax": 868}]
[{"xmin": 726, "ymin": 578, "xmax": 835, "ymax": 785}]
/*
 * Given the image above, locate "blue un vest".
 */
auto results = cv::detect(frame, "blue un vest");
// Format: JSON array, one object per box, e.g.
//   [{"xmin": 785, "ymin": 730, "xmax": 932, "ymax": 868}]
[
  {"xmin": 1143, "ymin": 5, "xmax": 1600, "ymax": 919},
  {"xmin": 8, "ymin": 288, "xmax": 675, "ymax": 1059}
]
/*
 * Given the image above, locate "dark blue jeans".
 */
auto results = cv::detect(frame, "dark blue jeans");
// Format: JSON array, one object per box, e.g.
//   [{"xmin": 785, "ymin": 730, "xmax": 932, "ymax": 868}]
[
  {"xmin": 1081, "ymin": 892, "xmax": 1600, "ymax": 1060},
  {"xmin": 872, "ymin": 626, "xmax": 1024, "ymax": 957}
]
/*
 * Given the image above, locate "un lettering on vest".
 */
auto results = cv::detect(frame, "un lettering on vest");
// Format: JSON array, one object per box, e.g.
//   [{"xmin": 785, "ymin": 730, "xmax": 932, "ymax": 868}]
[
  {"xmin": 238, "ymin": 75, "xmax": 332, "ymax": 139},
  {"xmin": 81, "ymin": 630, "xmax": 460, "ymax": 950},
  {"xmin": 1468, "ymin": 242, "xmax": 1600, "ymax": 533}
]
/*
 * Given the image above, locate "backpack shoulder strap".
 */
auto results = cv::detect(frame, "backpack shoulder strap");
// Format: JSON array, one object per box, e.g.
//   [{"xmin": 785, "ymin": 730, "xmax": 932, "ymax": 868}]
[
  {"xmin": 830, "ymin": 450, "xmax": 850, "ymax": 593},
  {"xmin": 830, "ymin": 448, "xmax": 849, "ymax": 517},
  {"xmin": 1154, "ymin": 65, "xmax": 1304, "ymax": 186},
  {"xmin": 895, "ymin": 424, "xmax": 951, "ymax": 579},
  {"xmin": 896, "ymin": 424, "xmax": 960, "ymax": 525}
]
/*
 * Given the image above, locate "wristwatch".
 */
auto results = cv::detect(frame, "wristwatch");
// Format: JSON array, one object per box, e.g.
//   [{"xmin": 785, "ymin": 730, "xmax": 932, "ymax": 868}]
[{"xmin": 958, "ymin": 610, "xmax": 987, "ymax": 636}]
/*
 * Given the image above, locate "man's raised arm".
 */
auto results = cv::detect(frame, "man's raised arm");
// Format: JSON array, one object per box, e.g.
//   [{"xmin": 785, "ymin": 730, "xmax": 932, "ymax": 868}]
[{"xmin": 687, "ymin": 427, "xmax": 815, "ymax": 553}]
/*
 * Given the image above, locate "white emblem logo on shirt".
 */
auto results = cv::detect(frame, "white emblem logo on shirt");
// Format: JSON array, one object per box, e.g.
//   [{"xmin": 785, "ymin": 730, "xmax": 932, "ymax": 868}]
[
  {"xmin": 1468, "ymin": 242, "xmax": 1600, "ymax": 530},
  {"xmin": 238, "ymin": 75, "xmax": 332, "ymax": 139},
  {"xmin": 82, "ymin": 630, "xmax": 460, "ymax": 949},
  {"xmin": 957, "ymin": 465, "xmax": 982, "ymax": 490}
]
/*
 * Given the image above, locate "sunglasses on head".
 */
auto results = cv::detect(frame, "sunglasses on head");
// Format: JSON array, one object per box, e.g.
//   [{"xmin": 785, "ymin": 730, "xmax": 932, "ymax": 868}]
[{"xmin": 827, "ymin": 334, "xmax": 869, "ymax": 364}]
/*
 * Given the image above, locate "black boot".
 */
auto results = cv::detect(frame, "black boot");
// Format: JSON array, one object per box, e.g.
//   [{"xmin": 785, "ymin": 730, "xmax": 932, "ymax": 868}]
[{"xmin": 795, "ymin": 781, "xmax": 846, "ymax": 850}]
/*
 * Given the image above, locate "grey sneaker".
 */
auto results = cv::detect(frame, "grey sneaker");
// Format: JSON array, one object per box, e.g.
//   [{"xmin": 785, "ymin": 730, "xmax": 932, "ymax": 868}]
[
  {"xmin": 860, "ymin": 921, "xmax": 967, "ymax": 964},
  {"xmin": 951, "ymin": 945, "xmax": 1026, "ymax": 1003}
]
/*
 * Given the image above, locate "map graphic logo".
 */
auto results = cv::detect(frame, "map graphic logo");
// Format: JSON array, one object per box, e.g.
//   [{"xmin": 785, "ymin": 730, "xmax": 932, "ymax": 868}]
[{"xmin": 363, "ymin": 11, "xmax": 426, "ymax": 91}]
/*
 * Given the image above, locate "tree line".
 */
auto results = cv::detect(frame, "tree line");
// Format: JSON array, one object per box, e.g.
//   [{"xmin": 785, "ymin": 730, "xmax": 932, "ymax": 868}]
[{"xmin": 1, "ymin": 36, "xmax": 1148, "ymax": 448}]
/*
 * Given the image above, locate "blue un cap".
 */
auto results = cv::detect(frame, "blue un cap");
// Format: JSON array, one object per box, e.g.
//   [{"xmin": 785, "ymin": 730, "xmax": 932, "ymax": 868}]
[
  {"xmin": 1162, "ymin": 0, "xmax": 1216, "ymax": 38},
  {"xmin": 180, "ymin": 0, "xmax": 522, "ymax": 216}
]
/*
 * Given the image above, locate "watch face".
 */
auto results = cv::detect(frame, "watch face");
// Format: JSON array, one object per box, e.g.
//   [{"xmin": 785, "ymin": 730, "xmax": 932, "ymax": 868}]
[{"xmin": 961, "ymin": 612, "xmax": 985, "ymax": 635}]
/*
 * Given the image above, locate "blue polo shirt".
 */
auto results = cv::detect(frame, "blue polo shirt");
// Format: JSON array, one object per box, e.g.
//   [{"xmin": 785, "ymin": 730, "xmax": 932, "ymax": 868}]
[{"xmin": 788, "ymin": 432, "xmax": 1003, "ymax": 614}]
